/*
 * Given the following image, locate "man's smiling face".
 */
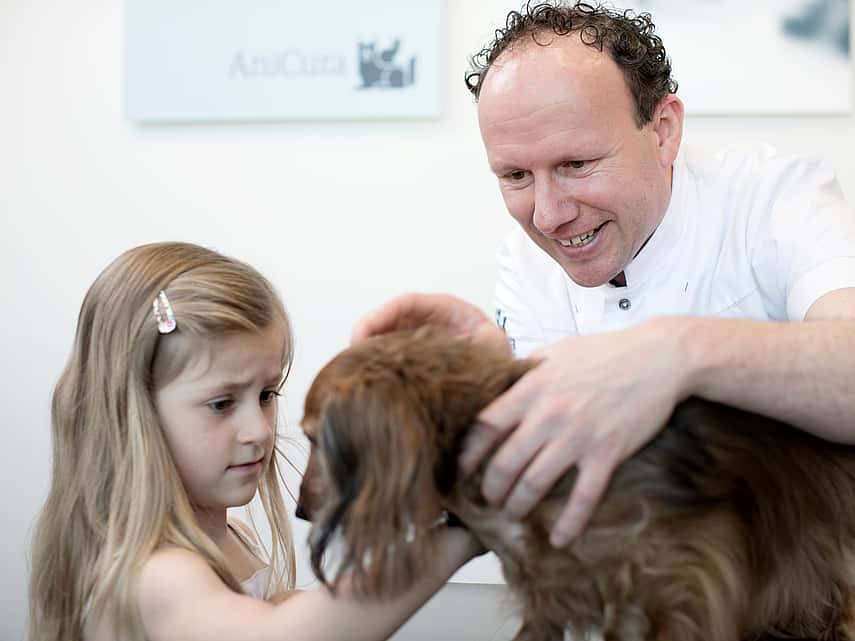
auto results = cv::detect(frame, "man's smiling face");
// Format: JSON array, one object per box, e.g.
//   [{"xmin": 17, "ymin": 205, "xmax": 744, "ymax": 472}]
[{"xmin": 478, "ymin": 34, "xmax": 678, "ymax": 287}]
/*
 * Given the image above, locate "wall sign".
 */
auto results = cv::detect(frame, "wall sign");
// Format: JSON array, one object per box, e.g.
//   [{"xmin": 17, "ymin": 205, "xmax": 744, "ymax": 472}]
[{"xmin": 124, "ymin": 1, "xmax": 443, "ymax": 122}]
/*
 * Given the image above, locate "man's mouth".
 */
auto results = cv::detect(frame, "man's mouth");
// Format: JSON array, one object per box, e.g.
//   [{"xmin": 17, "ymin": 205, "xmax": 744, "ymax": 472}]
[{"xmin": 557, "ymin": 222, "xmax": 606, "ymax": 248}]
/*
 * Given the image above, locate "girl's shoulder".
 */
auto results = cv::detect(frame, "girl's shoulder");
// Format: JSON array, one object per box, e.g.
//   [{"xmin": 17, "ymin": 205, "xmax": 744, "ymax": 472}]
[
  {"xmin": 139, "ymin": 547, "xmax": 223, "ymax": 612},
  {"xmin": 86, "ymin": 548, "xmax": 215, "ymax": 641},
  {"xmin": 138, "ymin": 547, "xmax": 273, "ymax": 641}
]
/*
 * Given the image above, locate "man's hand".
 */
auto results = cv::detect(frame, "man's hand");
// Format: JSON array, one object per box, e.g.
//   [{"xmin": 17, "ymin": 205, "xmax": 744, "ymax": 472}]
[
  {"xmin": 460, "ymin": 317, "xmax": 691, "ymax": 547},
  {"xmin": 351, "ymin": 293, "xmax": 509, "ymax": 354}
]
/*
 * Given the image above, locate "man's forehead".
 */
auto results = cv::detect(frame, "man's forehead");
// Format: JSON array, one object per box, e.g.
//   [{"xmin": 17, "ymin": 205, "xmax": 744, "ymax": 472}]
[
  {"xmin": 478, "ymin": 32, "xmax": 632, "ymax": 130},
  {"xmin": 489, "ymin": 31, "xmax": 609, "ymax": 81}
]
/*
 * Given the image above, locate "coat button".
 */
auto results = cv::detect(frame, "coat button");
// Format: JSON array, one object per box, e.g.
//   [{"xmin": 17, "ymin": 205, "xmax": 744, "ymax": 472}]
[{"xmin": 618, "ymin": 298, "xmax": 631, "ymax": 311}]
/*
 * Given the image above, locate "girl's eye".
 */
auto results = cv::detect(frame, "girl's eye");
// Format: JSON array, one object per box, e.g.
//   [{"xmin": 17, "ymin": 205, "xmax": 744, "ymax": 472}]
[
  {"xmin": 207, "ymin": 399, "xmax": 234, "ymax": 413},
  {"xmin": 260, "ymin": 390, "xmax": 281, "ymax": 405}
]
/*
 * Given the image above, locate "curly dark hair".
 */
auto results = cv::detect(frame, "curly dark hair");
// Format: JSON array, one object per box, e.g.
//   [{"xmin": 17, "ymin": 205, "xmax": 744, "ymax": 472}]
[{"xmin": 465, "ymin": 1, "xmax": 678, "ymax": 126}]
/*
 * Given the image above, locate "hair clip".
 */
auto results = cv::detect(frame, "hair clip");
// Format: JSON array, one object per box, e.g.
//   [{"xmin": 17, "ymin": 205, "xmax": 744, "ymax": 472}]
[{"xmin": 152, "ymin": 290, "xmax": 177, "ymax": 334}]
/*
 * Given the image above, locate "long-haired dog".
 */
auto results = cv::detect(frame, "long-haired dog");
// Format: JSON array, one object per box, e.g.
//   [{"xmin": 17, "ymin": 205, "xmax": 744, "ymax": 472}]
[{"xmin": 297, "ymin": 326, "xmax": 855, "ymax": 641}]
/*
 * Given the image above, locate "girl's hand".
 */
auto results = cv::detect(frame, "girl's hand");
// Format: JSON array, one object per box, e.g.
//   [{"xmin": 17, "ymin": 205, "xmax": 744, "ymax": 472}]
[{"xmin": 441, "ymin": 522, "xmax": 487, "ymax": 566}]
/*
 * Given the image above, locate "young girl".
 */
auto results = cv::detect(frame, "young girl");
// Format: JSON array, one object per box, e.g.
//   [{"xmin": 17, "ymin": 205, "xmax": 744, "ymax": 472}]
[{"xmin": 28, "ymin": 242, "xmax": 481, "ymax": 641}]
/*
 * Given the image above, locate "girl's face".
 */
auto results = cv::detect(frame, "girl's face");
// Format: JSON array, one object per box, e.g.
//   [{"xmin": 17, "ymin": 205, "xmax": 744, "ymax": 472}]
[{"xmin": 154, "ymin": 326, "xmax": 285, "ymax": 513}]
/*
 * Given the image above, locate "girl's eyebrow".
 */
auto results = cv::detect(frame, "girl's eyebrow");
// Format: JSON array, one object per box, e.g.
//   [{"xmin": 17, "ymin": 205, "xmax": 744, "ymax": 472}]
[
  {"xmin": 198, "ymin": 371, "xmax": 284, "ymax": 396},
  {"xmin": 197, "ymin": 382, "xmax": 247, "ymax": 397}
]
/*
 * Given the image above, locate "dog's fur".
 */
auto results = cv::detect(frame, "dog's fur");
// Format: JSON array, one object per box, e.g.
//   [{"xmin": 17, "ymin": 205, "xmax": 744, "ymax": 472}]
[{"xmin": 297, "ymin": 326, "xmax": 855, "ymax": 641}]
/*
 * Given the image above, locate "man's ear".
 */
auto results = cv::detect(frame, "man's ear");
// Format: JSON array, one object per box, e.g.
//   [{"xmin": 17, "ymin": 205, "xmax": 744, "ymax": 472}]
[{"xmin": 650, "ymin": 94, "xmax": 684, "ymax": 169}]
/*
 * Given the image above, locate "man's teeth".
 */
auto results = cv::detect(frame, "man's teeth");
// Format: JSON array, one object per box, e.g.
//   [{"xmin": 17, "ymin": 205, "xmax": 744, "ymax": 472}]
[{"xmin": 559, "ymin": 229, "xmax": 597, "ymax": 247}]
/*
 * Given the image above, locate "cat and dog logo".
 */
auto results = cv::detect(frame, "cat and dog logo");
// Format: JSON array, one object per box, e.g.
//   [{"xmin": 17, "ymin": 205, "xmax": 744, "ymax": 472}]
[{"xmin": 357, "ymin": 40, "xmax": 416, "ymax": 89}]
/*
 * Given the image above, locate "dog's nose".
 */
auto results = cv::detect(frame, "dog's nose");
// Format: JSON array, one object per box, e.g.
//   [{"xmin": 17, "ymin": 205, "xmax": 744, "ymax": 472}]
[{"xmin": 295, "ymin": 503, "xmax": 311, "ymax": 522}]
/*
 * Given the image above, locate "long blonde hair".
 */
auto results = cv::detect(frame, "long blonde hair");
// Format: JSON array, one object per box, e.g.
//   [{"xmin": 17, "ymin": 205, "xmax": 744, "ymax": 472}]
[{"xmin": 28, "ymin": 242, "xmax": 297, "ymax": 641}]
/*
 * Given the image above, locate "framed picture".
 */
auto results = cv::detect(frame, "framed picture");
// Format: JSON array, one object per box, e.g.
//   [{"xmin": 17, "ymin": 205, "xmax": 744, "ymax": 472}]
[{"xmin": 124, "ymin": 0, "xmax": 443, "ymax": 122}]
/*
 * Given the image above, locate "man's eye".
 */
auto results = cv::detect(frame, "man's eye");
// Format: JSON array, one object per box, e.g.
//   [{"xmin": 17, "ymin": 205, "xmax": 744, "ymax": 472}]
[
  {"xmin": 207, "ymin": 399, "xmax": 233, "ymax": 412},
  {"xmin": 565, "ymin": 160, "xmax": 586, "ymax": 169},
  {"xmin": 260, "ymin": 390, "xmax": 281, "ymax": 405},
  {"xmin": 505, "ymin": 170, "xmax": 528, "ymax": 182}
]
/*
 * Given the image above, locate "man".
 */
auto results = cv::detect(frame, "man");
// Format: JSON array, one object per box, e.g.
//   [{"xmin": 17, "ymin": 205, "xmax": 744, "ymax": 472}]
[{"xmin": 353, "ymin": 2, "xmax": 855, "ymax": 548}]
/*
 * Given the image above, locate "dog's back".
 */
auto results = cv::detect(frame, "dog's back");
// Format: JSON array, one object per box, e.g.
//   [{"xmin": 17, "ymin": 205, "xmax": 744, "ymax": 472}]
[{"xmin": 449, "ymin": 399, "xmax": 855, "ymax": 641}]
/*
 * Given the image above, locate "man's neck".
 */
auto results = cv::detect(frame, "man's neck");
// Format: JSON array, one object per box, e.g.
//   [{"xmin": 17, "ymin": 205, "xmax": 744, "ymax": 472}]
[
  {"xmin": 609, "ymin": 272, "xmax": 627, "ymax": 288},
  {"xmin": 609, "ymin": 223, "xmax": 661, "ymax": 289}
]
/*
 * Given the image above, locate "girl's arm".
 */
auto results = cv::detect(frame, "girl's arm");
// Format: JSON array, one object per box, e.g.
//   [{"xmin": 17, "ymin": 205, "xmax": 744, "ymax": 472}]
[{"xmin": 139, "ymin": 527, "xmax": 480, "ymax": 641}]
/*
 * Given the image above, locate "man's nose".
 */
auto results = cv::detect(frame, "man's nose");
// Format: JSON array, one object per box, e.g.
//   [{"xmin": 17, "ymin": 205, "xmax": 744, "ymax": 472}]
[{"xmin": 532, "ymin": 179, "xmax": 579, "ymax": 234}]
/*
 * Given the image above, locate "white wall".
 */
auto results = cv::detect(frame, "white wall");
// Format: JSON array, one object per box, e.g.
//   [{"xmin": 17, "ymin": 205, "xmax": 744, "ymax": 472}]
[{"xmin": 2, "ymin": 2, "xmax": 854, "ymax": 640}]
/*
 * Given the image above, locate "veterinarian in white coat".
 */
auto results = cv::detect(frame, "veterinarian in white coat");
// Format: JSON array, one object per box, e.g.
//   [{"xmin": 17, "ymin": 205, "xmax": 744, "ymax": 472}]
[{"xmin": 353, "ymin": 3, "xmax": 855, "ymax": 549}]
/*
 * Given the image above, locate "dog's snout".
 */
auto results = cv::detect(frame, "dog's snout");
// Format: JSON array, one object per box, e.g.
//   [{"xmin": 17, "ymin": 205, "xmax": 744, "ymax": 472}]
[{"xmin": 295, "ymin": 501, "xmax": 311, "ymax": 522}]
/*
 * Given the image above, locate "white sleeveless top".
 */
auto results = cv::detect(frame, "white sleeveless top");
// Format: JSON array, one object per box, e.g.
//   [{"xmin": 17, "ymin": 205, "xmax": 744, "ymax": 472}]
[{"xmin": 228, "ymin": 520, "xmax": 275, "ymax": 600}]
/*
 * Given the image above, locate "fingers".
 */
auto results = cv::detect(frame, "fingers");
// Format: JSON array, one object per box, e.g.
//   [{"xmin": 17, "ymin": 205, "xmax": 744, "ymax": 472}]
[
  {"xmin": 470, "ymin": 323, "xmax": 514, "ymax": 357},
  {"xmin": 480, "ymin": 430, "xmax": 544, "ymax": 507},
  {"xmin": 350, "ymin": 294, "xmax": 423, "ymax": 344},
  {"xmin": 466, "ymin": 405, "xmax": 620, "ymax": 549},
  {"xmin": 458, "ymin": 420, "xmax": 506, "ymax": 476},
  {"xmin": 459, "ymin": 372, "xmax": 536, "ymax": 476},
  {"xmin": 500, "ymin": 438, "xmax": 578, "ymax": 520},
  {"xmin": 350, "ymin": 293, "xmax": 491, "ymax": 344},
  {"xmin": 442, "ymin": 295, "xmax": 493, "ymax": 333},
  {"xmin": 549, "ymin": 456, "xmax": 616, "ymax": 548}
]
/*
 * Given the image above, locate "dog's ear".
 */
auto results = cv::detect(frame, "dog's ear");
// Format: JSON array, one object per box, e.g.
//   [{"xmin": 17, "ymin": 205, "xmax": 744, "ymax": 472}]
[
  {"xmin": 432, "ymin": 354, "xmax": 536, "ymax": 495},
  {"xmin": 308, "ymin": 382, "xmax": 446, "ymax": 599},
  {"xmin": 296, "ymin": 443, "xmax": 326, "ymax": 522},
  {"xmin": 307, "ymin": 395, "xmax": 360, "ymax": 591}
]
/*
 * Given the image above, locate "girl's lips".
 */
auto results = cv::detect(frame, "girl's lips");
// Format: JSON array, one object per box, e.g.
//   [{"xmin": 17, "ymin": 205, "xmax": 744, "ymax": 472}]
[{"xmin": 228, "ymin": 459, "xmax": 263, "ymax": 473}]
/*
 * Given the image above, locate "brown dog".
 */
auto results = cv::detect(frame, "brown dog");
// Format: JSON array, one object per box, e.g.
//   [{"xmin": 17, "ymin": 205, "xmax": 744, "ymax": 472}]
[{"xmin": 297, "ymin": 326, "xmax": 855, "ymax": 641}]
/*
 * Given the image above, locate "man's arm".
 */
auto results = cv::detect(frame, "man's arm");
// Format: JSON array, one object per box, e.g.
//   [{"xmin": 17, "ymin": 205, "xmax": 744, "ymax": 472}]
[
  {"xmin": 685, "ymin": 287, "xmax": 855, "ymax": 441},
  {"xmin": 470, "ymin": 287, "xmax": 855, "ymax": 547},
  {"xmin": 351, "ymin": 290, "xmax": 855, "ymax": 547}
]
